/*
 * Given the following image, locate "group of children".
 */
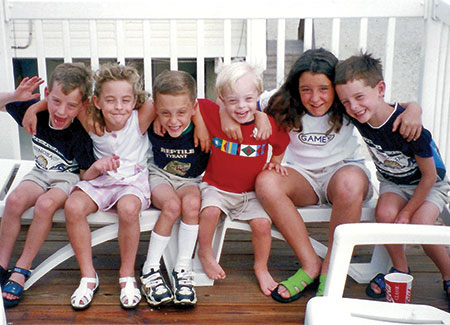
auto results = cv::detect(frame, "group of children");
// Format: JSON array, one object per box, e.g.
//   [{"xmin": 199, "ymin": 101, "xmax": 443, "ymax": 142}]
[{"xmin": 0, "ymin": 47, "xmax": 449, "ymax": 311}]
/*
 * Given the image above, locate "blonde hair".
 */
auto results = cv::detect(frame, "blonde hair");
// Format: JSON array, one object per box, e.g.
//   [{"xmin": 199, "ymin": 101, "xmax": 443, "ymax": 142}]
[
  {"xmin": 152, "ymin": 70, "xmax": 197, "ymax": 104},
  {"xmin": 216, "ymin": 61, "xmax": 263, "ymax": 99},
  {"xmin": 89, "ymin": 62, "xmax": 148, "ymax": 126}
]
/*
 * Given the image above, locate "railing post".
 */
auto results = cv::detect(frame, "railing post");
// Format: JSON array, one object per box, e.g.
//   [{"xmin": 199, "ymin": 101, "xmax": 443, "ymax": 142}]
[
  {"xmin": 0, "ymin": 0, "xmax": 21, "ymax": 160},
  {"xmin": 419, "ymin": 0, "xmax": 450, "ymax": 167},
  {"xmin": 246, "ymin": 19, "xmax": 266, "ymax": 70}
]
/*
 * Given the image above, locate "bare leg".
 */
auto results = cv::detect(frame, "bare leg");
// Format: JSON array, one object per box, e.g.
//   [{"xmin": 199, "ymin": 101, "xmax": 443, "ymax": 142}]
[
  {"xmin": 0, "ymin": 181, "xmax": 43, "ymax": 269},
  {"xmin": 370, "ymin": 192, "xmax": 408, "ymax": 294},
  {"xmin": 411, "ymin": 202, "xmax": 450, "ymax": 285},
  {"xmin": 64, "ymin": 189, "xmax": 98, "ymax": 286},
  {"xmin": 249, "ymin": 218, "xmax": 277, "ymax": 296},
  {"xmin": 321, "ymin": 165, "xmax": 369, "ymax": 274},
  {"xmin": 116, "ymin": 195, "xmax": 141, "ymax": 304},
  {"xmin": 255, "ymin": 168, "xmax": 321, "ymax": 299},
  {"xmin": 4, "ymin": 188, "xmax": 67, "ymax": 302},
  {"xmin": 152, "ymin": 184, "xmax": 182, "ymax": 236},
  {"xmin": 197, "ymin": 206, "xmax": 226, "ymax": 280}
]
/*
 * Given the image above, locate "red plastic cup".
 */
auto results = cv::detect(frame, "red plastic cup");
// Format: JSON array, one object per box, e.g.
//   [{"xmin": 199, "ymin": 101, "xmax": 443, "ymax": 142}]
[{"xmin": 385, "ymin": 273, "xmax": 413, "ymax": 303}]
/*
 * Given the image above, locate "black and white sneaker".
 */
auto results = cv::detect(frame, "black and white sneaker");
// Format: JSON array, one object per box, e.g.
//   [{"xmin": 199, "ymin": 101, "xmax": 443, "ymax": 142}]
[
  {"xmin": 172, "ymin": 269, "xmax": 197, "ymax": 306},
  {"xmin": 140, "ymin": 268, "xmax": 173, "ymax": 306}
]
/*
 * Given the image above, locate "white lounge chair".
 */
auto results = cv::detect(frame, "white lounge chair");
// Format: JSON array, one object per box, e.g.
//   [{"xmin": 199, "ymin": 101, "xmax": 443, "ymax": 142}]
[{"xmin": 305, "ymin": 222, "xmax": 450, "ymax": 325}]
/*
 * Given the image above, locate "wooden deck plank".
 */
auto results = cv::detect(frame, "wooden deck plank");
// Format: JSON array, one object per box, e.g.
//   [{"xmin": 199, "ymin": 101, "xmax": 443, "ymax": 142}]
[{"xmin": 4, "ymin": 224, "xmax": 450, "ymax": 324}]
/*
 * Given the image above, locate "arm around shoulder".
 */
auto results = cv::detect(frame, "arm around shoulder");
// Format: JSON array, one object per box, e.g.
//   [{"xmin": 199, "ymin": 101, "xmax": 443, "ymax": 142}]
[{"xmin": 393, "ymin": 102, "xmax": 422, "ymax": 142}]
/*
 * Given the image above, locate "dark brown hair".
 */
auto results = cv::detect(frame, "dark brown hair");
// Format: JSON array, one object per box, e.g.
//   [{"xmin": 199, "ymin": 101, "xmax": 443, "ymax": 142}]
[{"xmin": 266, "ymin": 48, "xmax": 345, "ymax": 134}]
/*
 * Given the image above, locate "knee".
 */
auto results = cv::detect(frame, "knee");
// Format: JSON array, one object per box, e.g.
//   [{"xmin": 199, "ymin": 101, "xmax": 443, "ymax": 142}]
[
  {"xmin": 5, "ymin": 191, "xmax": 28, "ymax": 213},
  {"xmin": 251, "ymin": 219, "xmax": 272, "ymax": 237},
  {"xmin": 200, "ymin": 207, "xmax": 220, "ymax": 223},
  {"xmin": 64, "ymin": 197, "xmax": 86, "ymax": 223},
  {"xmin": 375, "ymin": 205, "xmax": 397, "ymax": 223},
  {"xmin": 161, "ymin": 198, "xmax": 182, "ymax": 222},
  {"xmin": 182, "ymin": 196, "xmax": 200, "ymax": 218},
  {"xmin": 117, "ymin": 202, "xmax": 141, "ymax": 225},
  {"xmin": 331, "ymin": 177, "xmax": 366, "ymax": 204},
  {"xmin": 255, "ymin": 170, "xmax": 279, "ymax": 199},
  {"xmin": 34, "ymin": 196, "xmax": 59, "ymax": 221}
]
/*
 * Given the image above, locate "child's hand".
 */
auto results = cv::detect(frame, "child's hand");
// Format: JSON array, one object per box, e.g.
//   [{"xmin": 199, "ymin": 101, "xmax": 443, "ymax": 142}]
[
  {"xmin": 79, "ymin": 107, "xmax": 104, "ymax": 136},
  {"xmin": 263, "ymin": 162, "xmax": 288, "ymax": 176},
  {"xmin": 14, "ymin": 76, "xmax": 44, "ymax": 102},
  {"xmin": 194, "ymin": 123, "xmax": 211, "ymax": 152},
  {"xmin": 253, "ymin": 112, "xmax": 272, "ymax": 141},
  {"xmin": 94, "ymin": 155, "xmax": 120, "ymax": 174},
  {"xmin": 23, "ymin": 100, "xmax": 44, "ymax": 135},
  {"xmin": 153, "ymin": 116, "xmax": 166, "ymax": 137},
  {"xmin": 393, "ymin": 102, "xmax": 422, "ymax": 142},
  {"xmin": 394, "ymin": 211, "xmax": 411, "ymax": 224},
  {"xmin": 219, "ymin": 102, "xmax": 242, "ymax": 142}
]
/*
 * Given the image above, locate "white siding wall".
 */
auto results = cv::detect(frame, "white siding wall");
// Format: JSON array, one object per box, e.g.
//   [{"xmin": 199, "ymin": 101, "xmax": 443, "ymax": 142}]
[{"xmin": 10, "ymin": 19, "xmax": 247, "ymax": 59}]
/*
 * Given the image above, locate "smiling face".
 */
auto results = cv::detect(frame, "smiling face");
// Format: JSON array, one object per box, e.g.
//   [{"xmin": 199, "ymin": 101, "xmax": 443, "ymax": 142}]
[
  {"xmin": 335, "ymin": 78, "xmax": 385, "ymax": 124},
  {"xmin": 298, "ymin": 71, "xmax": 335, "ymax": 117},
  {"xmin": 155, "ymin": 93, "xmax": 197, "ymax": 138},
  {"xmin": 221, "ymin": 72, "xmax": 260, "ymax": 124},
  {"xmin": 45, "ymin": 82, "xmax": 86, "ymax": 130},
  {"xmin": 92, "ymin": 79, "xmax": 137, "ymax": 132}
]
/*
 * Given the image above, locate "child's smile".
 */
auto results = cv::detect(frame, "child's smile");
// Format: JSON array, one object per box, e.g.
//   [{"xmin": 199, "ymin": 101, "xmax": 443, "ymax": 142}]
[{"xmin": 298, "ymin": 71, "xmax": 335, "ymax": 117}]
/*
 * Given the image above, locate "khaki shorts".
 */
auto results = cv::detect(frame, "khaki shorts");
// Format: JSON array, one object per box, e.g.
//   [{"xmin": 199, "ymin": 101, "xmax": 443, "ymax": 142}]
[
  {"xmin": 379, "ymin": 176, "xmax": 450, "ymax": 212},
  {"xmin": 286, "ymin": 158, "xmax": 374, "ymax": 205},
  {"xmin": 149, "ymin": 164, "xmax": 202, "ymax": 191},
  {"xmin": 199, "ymin": 182, "xmax": 271, "ymax": 223},
  {"xmin": 23, "ymin": 166, "xmax": 80, "ymax": 196}
]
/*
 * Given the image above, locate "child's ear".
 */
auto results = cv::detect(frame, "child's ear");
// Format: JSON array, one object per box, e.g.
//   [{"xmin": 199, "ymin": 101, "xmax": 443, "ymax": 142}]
[
  {"xmin": 376, "ymin": 80, "xmax": 386, "ymax": 98},
  {"xmin": 192, "ymin": 100, "xmax": 199, "ymax": 114},
  {"xmin": 44, "ymin": 87, "xmax": 50, "ymax": 99},
  {"xmin": 81, "ymin": 99, "xmax": 90, "ymax": 110},
  {"xmin": 92, "ymin": 95, "xmax": 102, "ymax": 110}
]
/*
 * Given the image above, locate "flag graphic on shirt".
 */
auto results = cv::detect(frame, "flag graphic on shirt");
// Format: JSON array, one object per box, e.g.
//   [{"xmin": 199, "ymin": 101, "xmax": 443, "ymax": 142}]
[
  {"xmin": 213, "ymin": 137, "xmax": 266, "ymax": 157},
  {"xmin": 240, "ymin": 144, "xmax": 266, "ymax": 157}
]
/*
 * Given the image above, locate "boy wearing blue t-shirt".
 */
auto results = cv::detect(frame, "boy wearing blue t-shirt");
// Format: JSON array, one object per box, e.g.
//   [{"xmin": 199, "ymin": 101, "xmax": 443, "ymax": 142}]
[
  {"xmin": 141, "ymin": 70, "xmax": 210, "ymax": 307},
  {"xmin": 335, "ymin": 53, "xmax": 450, "ymax": 301},
  {"xmin": 0, "ymin": 63, "xmax": 95, "ymax": 308}
]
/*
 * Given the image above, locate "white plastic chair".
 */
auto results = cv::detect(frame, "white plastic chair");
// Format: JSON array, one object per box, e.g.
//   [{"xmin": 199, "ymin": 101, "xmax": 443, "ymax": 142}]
[
  {"xmin": 0, "ymin": 287, "xmax": 6, "ymax": 325},
  {"xmin": 305, "ymin": 223, "xmax": 450, "ymax": 325}
]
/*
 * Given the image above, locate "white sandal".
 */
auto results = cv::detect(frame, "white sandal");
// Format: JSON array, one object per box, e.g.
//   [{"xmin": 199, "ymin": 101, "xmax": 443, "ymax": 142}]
[
  {"xmin": 119, "ymin": 276, "xmax": 141, "ymax": 309},
  {"xmin": 71, "ymin": 274, "xmax": 99, "ymax": 310}
]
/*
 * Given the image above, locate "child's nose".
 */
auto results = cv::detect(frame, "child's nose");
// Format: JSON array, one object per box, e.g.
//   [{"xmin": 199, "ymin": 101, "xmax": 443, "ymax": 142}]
[{"xmin": 312, "ymin": 90, "xmax": 322, "ymax": 102}]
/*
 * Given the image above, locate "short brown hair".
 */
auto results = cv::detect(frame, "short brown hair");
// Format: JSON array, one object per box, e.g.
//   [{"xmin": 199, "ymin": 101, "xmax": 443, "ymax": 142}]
[
  {"xmin": 48, "ymin": 63, "xmax": 92, "ymax": 102},
  {"xmin": 335, "ymin": 52, "xmax": 384, "ymax": 88},
  {"xmin": 152, "ymin": 70, "xmax": 197, "ymax": 104}
]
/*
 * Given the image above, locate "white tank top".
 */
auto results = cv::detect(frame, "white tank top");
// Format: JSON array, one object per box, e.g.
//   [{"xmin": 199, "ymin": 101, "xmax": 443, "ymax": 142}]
[{"xmin": 90, "ymin": 110, "xmax": 151, "ymax": 180}]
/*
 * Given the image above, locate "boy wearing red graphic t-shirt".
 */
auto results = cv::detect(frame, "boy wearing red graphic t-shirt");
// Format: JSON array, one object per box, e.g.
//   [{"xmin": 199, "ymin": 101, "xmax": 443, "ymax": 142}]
[{"xmin": 197, "ymin": 62, "xmax": 289, "ymax": 296}]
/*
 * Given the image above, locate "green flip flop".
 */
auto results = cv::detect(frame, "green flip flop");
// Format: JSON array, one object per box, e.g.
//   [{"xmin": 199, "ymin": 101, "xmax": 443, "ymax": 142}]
[
  {"xmin": 315, "ymin": 274, "xmax": 327, "ymax": 296},
  {"xmin": 271, "ymin": 268, "xmax": 314, "ymax": 303}
]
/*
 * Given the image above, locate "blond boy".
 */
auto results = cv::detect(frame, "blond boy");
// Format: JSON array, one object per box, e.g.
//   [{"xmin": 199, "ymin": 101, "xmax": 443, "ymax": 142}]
[{"xmin": 197, "ymin": 62, "xmax": 290, "ymax": 296}]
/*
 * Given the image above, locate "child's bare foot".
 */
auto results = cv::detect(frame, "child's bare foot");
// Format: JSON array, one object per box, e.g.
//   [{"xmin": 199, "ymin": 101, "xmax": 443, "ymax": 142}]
[
  {"xmin": 3, "ymin": 272, "xmax": 25, "ymax": 301},
  {"xmin": 198, "ymin": 251, "xmax": 226, "ymax": 280},
  {"xmin": 255, "ymin": 268, "xmax": 278, "ymax": 296}
]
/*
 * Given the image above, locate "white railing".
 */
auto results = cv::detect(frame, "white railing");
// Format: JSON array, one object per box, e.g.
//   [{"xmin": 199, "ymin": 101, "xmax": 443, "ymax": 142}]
[{"xmin": 0, "ymin": 0, "xmax": 449, "ymax": 168}]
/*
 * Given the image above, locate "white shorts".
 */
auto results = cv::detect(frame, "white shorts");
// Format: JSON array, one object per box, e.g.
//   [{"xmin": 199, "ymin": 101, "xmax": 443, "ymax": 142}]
[
  {"xmin": 199, "ymin": 182, "xmax": 271, "ymax": 223},
  {"xmin": 23, "ymin": 166, "xmax": 80, "ymax": 196},
  {"xmin": 379, "ymin": 176, "xmax": 450, "ymax": 212},
  {"xmin": 285, "ymin": 158, "xmax": 374, "ymax": 205},
  {"xmin": 149, "ymin": 164, "xmax": 201, "ymax": 192}
]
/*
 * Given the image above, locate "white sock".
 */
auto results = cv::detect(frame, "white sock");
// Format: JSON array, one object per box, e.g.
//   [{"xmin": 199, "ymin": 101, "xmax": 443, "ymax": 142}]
[
  {"xmin": 142, "ymin": 231, "xmax": 171, "ymax": 275},
  {"xmin": 175, "ymin": 221, "xmax": 199, "ymax": 272}
]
